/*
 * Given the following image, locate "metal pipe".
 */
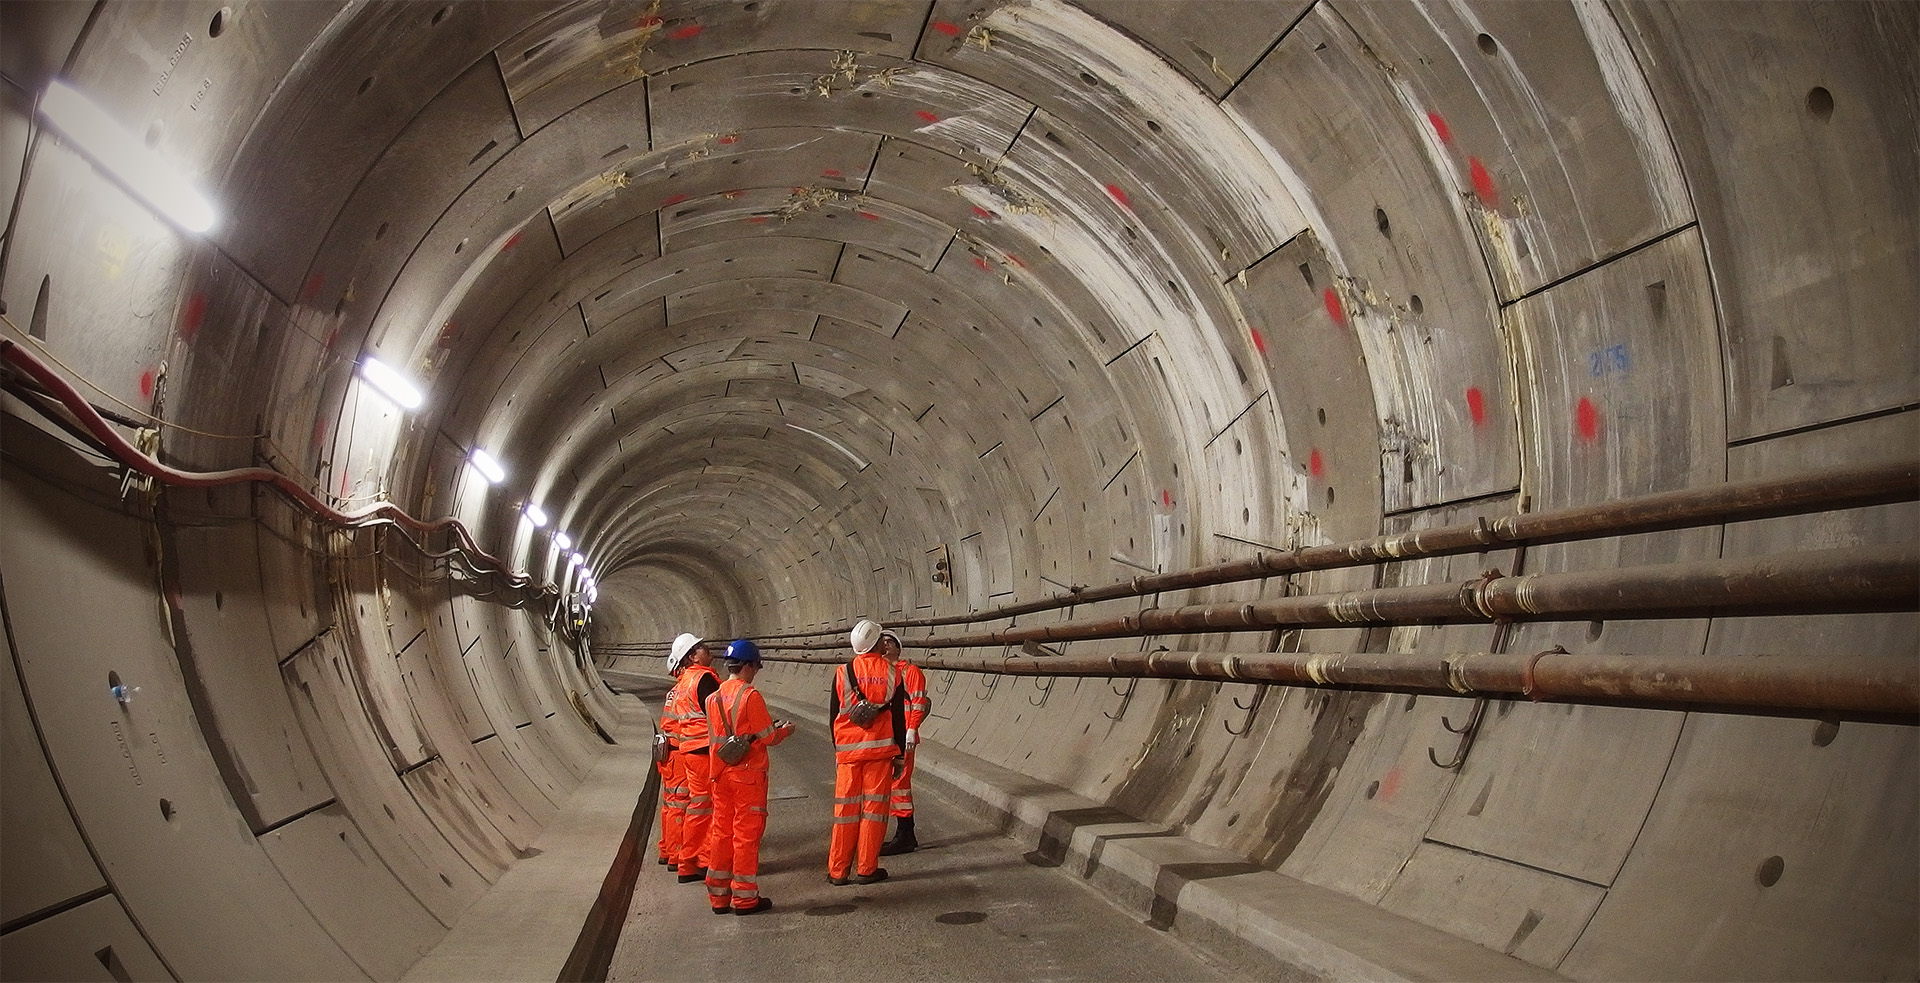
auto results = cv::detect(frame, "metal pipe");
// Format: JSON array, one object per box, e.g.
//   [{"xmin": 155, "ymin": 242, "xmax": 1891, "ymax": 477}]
[
  {"xmin": 758, "ymin": 544, "xmax": 1916, "ymax": 649},
  {"xmin": 762, "ymin": 647, "xmax": 1917, "ymax": 718},
  {"xmin": 749, "ymin": 459, "xmax": 1917, "ymax": 641}
]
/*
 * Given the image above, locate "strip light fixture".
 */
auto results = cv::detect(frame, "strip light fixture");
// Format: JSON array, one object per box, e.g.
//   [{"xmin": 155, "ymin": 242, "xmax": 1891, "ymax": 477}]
[
  {"xmin": 38, "ymin": 80, "xmax": 219, "ymax": 233},
  {"xmin": 469, "ymin": 447, "xmax": 506, "ymax": 485},
  {"xmin": 359, "ymin": 356, "xmax": 424, "ymax": 410},
  {"xmin": 524, "ymin": 502, "xmax": 549, "ymax": 527}
]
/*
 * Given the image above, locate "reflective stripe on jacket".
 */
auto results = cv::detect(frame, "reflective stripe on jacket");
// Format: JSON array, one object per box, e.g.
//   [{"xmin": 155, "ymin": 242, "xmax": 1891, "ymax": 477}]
[
  {"xmin": 666, "ymin": 665, "xmax": 720, "ymax": 751},
  {"xmin": 896, "ymin": 659, "xmax": 930, "ymax": 729},
  {"xmin": 830, "ymin": 653, "xmax": 899, "ymax": 762}
]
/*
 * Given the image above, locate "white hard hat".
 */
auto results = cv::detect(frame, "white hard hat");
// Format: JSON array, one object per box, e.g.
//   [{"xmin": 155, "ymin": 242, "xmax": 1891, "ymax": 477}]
[
  {"xmin": 849, "ymin": 619, "xmax": 883, "ymax": 654},
  {"xmin": 668, "ymin": 633, "xmax": 702, "ymax": 672}
]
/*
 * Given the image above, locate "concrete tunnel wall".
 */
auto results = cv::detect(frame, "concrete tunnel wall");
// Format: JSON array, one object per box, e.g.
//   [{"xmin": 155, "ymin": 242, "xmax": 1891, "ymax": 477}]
[{"xmin": 0, "ymin": 1, "xmax": 1914, "ymax": 980}]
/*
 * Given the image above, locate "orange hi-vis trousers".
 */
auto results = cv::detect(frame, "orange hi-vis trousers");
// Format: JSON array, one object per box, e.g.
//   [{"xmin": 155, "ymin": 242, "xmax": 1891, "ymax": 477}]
[
  {"xmin": 703, "ymin": 765, "xmax": 770, "ymax": 910},
  {"xmin": 828, "ymin": 758, "xmax": 893, "ymax": 878},
  {"xmin": 660, "ymin": 751, "xmax": 687, "ymax": 863},
  {"xmin": 888, "ymin": 748, "xmax": 916, "ymax": 818},
  {"xmin": 679, "ymin": 751, "xmax": 714, "ymax": 874}
]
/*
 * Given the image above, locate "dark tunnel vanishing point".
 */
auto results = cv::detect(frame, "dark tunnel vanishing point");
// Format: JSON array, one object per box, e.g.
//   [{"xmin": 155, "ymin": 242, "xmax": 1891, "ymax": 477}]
[{"xmin": 0, "ymin": 1, "xmax": 1915, "ymax": 980}]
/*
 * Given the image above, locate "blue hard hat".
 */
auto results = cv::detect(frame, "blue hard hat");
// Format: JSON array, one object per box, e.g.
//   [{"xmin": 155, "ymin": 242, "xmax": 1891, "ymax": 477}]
[{"xmin": 724, "ymin": 639, "xmax": 761, "ymax": 665}]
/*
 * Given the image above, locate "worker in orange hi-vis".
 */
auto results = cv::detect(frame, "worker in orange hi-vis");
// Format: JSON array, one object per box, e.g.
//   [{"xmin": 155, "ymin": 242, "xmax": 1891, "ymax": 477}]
[
  {"xmin": 663, "ymin": 633, "xmax": 721, "ymax": 882},
  {"xmin": 655, "ymin": 643, "xmax": 690, "ymax": 866},
  {"xmin": 826, "ymin": 619, "xmax": 905, "ymax": 885},
  {"xmin": 879, "ymin": 628, "xmax": 929, "ymax": 856},
  {"xmin": 701, "ymin": 639, "xmax": 795, "ymax": 915}
]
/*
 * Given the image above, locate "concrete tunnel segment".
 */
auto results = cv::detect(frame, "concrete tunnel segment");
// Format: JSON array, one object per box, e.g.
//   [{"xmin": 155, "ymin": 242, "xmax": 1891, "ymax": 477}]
[{"xmin": 0, "ymin": 1, "xmax": 1915, "ymax": 979}]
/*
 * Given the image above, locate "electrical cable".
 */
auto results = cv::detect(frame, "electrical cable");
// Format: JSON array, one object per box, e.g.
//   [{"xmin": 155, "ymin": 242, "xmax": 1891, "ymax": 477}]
[{"xmin": 1, "ymin": 337, "xmax": 558, "ymax": 602}]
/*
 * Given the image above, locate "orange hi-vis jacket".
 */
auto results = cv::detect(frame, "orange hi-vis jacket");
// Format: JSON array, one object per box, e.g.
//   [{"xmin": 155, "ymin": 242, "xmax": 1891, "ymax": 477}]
[
  {"xmin": 665, "ymin": 664, "xmax": 720, "ymax": 752},
  {"xmin": 830, "ymin": 652, "xmax": 900, "ymax": 763},
  {"xmin": 705, "ymin": 678, "xmax": 779, "ymax": 772},
  {"xmin": 896, "ymin": 659, "xmax": 930, "ymax": 730}
]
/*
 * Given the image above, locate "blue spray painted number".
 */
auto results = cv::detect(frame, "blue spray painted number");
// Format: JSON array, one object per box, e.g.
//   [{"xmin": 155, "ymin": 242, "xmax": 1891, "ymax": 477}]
[{"xmin": 1589, "ymin": 344, "xmax": 1630, "ymax": 377}]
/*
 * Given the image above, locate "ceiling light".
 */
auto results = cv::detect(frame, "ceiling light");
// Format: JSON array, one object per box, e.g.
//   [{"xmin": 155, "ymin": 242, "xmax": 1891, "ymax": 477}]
[
  {"xmin": 469, "ymin": 447, "xmax": 506, "ymax": 485},
  {"xmin": 524, "ymin": 502, "xmax": 549, "ymax": 527},
  {"xmin": 39, "ymin": 79, "xmax": 219, "ymax": 233},
  {"xmin": 360, "ymin": 356, "xmax": 424, "ymax": 410},
  {"xmin": 569, "ymin": 553, "xmax": 584, "ymax": 567},
  {"xmin": 555, "ymin": 532, "xmax": 573, "ymax": 550}
]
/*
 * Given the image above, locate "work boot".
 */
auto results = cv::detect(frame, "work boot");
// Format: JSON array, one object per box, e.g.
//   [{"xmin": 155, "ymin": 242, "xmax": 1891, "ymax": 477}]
[
  {"xmin": 677, "ymin": 867, "xmax": 708, "ymax": 884},
  {"xmin": 852, "ymin": 868, "xmax": 889, "ymax": 884},
  {"xmin": 880, "ymin": 817, "xmax": 917, "ymax": 856},
  {"xmin": 734, "ymin": 898, "xmax": 773, "ymax": 916}
]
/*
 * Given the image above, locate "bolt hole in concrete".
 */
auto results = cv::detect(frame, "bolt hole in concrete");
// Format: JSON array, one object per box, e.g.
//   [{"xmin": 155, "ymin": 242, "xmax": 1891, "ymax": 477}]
[
  {"xmin": 1756, "ymin": 855, "xmax": 1786, "ymax": 887},
  {"xmin": 1477, "ymin": 32, "xmax": 1499, "ymax": 56},
  {"xmin": 160, "ymin": 799, "xmax": 174, "ymax": 821},
  {"xmin": 1366, "ymin": 780, "xmax": 1379, "ymax": 799},
  {"xmin": 1375, "ymin": 206, "xmax": 1391, "ymax": 237},
  {"xmin": 1806, "ymin": 86, "xmax": 1834, "ymax": 120},
  {"xmin": 1812, "ymin": 719, "xmax": 1840, "ymax": 747},
  {"xmin": 805, "ymin": 904, "xmax": 858, "ymax": 917},
  {"xmin": 936, "ymin": 911, "xmax": 989, "ymax": 925},
  {"xmin": 1410, "ymin": 294, "xmax": 1423, "ymax": 314},
  {"xmin": 209, "ymin": 7, "xmax": 230, "ymax": 37},
  {"xmin": 1587, "ymin": 620, "xmax": 1604, "ymax": 641}
]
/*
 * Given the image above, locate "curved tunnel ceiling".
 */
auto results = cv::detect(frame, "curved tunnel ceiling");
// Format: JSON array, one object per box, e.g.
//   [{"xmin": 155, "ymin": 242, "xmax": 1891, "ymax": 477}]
[{"xmin": 203, "ymin": 0, "xmax": 1339, "ymax": 640}]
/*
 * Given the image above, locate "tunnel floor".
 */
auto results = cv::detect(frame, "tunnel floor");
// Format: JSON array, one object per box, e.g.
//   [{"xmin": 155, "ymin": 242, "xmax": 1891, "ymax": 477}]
[{"xmin": 605, "ymin": 702, "xmax": 1236, "ymax": 982}]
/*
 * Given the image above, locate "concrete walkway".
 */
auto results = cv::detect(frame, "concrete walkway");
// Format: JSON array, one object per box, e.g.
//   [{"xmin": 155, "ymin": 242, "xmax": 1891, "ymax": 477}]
[{"xmin": 401, "ymin": 690, "xmax": 653, "ymax": 983}]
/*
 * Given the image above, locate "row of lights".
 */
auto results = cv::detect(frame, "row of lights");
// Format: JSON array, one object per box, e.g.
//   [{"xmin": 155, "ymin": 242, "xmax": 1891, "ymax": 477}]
[
  {"xmin": 39, "ymin": 80, "xmax": 599, "ymax": 604},
  {"xmin": 359, "ymin": 355, "xmax": 598, "ymax": 604}
]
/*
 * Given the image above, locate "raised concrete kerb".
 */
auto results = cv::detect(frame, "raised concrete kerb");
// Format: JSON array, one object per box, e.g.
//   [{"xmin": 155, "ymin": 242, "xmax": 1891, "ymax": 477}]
[{"xmin": 893, "ymin": 732, "xmax": 1567, "ymax": 983}]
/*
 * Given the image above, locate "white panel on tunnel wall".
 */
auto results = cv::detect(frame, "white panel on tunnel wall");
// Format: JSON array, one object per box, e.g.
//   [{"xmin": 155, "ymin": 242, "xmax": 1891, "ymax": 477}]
[
  {"xmin": 1, "ymin": 626, "xmax": 104, "ymax": 928},
  {"xmin": 170, "ymin": 519, "xmax": 336, "ymax": 832},
  {"xmin": 0, "ymin": 895, "xmax": 171, "ymax": 983},
  {"xmin": 1612, "ymin": 0, "xmax": 1920, "ymax": 440},
  {"xmin": 1382, "ymin": 839, "xmax": 1605, "ymax": 968},
  {"xmin": 1, "ymin": 420, "xmax": 365, "ymax": 982},
  {"xmin": 283, "ymin": 636, "xmax": 495, "ymax": 925},
  {"xmin": 258, "ymin": 804, "xmax": 444, "ymax": 979}
]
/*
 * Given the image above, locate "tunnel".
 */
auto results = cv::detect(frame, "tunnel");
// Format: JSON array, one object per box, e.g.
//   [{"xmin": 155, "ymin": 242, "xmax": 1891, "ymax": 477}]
[{"xmin": 1, "ymin": 1, "xmax": 1916, "ymax": 980}]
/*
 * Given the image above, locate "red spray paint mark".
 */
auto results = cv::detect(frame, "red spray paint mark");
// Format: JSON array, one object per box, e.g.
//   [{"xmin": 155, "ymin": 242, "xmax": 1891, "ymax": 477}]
[
  {"xmin": 1379, "ymin": 766, "xmax": 1403, "ymax": 803},
  {"xmin": 822, "ymin": 168, "xmax": 843, "ymax": 178},
  {"xmin": 748, "ymin": 215, "xmax": 769, "ymax": 224},
  {"xmin": 1466, "ymin": 386, "xmax": 1487, "ymax": 426},
  {"xmin": 179, "ymin": 292, "xmax": 207, "ymax": 341},
  {"xmin": 670, "ymin": 23, "xmax": 702, "ymax": 40},
  {"xmin": 972, "ymin": 256, "xmax": 992, "ymax": 272},
  {"xmin": 660, "ymin": 192, "xmax": 688, "ymax": 208},
  {"xmin": 1470, "ymin": 156, "xmax": 1498, "ymax": 206},
  {"xmin": 857, "ymin": 211, "xmax": 881, "ymax": 221},
  {"xmin": 311, "ymin": 416, "xmax": 329, "ymax": 448},
  {"xmin": 718, "ymin": 134, "xmax": 739, "ymax": 145},
  {"xmin": 915, "ymin": 110, "xmax": 941, "ymax": 123},
  {"xmin": 1428, "ymin": 111, "xmax": 1452, "ymax": 145},
  {"xmin": 933, "ymin": 20, "xmax": 961, "ymax": 35},
  {"xmin": 1576, "ymin": 396, "xmax": 1602, "ymax": 441},
  {"xmin": 1323, "ymin": 287, "xmax": 1346, "ymax": 327},
  {"xmin": 1250, "ymin": 327, "xmax": 1268, "ymax": 357},
  {"xmin": 301, "ymin": 273, "xmax": 327, "ymax": 302},
  {"xmin": 500, "ymin": 231, "xmax": 524, "ymax": 253},
  {"xmin": 1162, "ymin": 489, "xmax": 1174, "ymax": 508},
  {"xmin": 1105, "ymin": 183, "xmax": 1132, "ymax": 210},
  {"xmin": 971, "ymin": 205, "xmax": 996, "ymax": 220},
  {"xmin": 139, "ymin": 368, "xmax": 156, "ymax": 400},
  {"xmin": 1309, "ymin": 448, "xmax": 1325, "ymax": 478},
  {"xmin": 638, "ymin": 15, "xmax": 662, "ymax": 28}
]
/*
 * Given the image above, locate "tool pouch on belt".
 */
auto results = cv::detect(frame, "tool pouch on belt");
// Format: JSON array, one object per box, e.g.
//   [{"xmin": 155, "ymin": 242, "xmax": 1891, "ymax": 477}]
[
  {"xmin": 842, "ymin": 663, "xmax": 891, "ymax": 726},
  {"xmin": 651, "ymin": 730, "xmax": 671, "ymax": 763},
  {"xmin": 713, "ymin": 691, "xmax": 754, "ymax": 765}
]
